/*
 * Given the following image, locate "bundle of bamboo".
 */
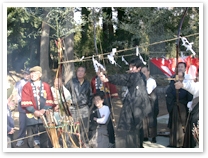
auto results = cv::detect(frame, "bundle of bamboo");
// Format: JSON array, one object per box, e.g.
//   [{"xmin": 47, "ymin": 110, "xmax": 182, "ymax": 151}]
[{"xmin": 40, "ymin": 110, "xmax": 81, "ymax": 148}]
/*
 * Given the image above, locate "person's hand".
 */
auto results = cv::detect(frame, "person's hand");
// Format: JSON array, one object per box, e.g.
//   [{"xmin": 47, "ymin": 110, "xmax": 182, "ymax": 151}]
[
  {"xmin": 39, "ymin": 109, "xmax": 46, "ymax": 115},
  {"xmin": 54, "ymin": 105, "xmax": 59, "ymax": 112},
  {"xmin": 187, "ymin": 101, "xmax": 193, "ymax": 112},
  {"xmin": 8, "ymin": 128, "xmax": 15, "ymax": 134},
  {"xmin": 93, "ymin": 117, "xmax": 97, "ymax": 121},
  {"xmin": 34, "ymin": 110, "xmax": 43, "ymax": 117},
  {"xmin": 174, "ymin": 81, "xmax": 183, "ymax": 89},
  {"xmin": 100, "ymin": 74, "xmax": 109, "ymax": 82},
  {"xmin": 178, "ymin": 72, "xmax": 184, "ymax": 82}
]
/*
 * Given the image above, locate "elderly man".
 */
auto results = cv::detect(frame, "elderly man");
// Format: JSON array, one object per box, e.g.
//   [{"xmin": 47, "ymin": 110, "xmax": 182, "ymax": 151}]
[
  {"xmin": 21, "ymin": 66, "xmax": 54, "ymax": 148},
  {"xmin": 15, "ymin": 68, "xmax": 40, "ymax": 147}
]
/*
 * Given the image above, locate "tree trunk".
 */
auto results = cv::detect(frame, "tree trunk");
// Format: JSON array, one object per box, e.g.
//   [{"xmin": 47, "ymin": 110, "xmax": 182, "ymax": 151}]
[
  {"xmin": 63, "ymin": 9, "xmax": 75, "ymax": 84},
  {"xmin": 102, "ymin": 7, "xmax": 114, "ymax": 50},
  {"xmin": 63, "ymin": 34, "xmax": 74, "ymax": 84},
  {"xmin": 40, "ymin": 21, "xmax": 51, "ymax": 83}
]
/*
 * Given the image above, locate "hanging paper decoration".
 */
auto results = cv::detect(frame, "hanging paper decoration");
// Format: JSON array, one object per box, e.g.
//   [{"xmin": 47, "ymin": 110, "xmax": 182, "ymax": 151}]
[
  {"xmin": 92, "ymin": 55, "xmax": 106, "ymax": 72},
  {"xmin": 108, "ymin": 48, "xmax": 117, "ymax": 65},
  {"xmin": 180, "ymin": 36, "xmax": 196, "ymax": 56},
  {"xmin": 107, "ymin": 48, "xmax": 121, "ymax": 67},
  {"xmin": 136, "ymin": 46, "xmax": 146, "ymax": 65},
  {"xmin": 136, "ymin": 46, "xmax": 139, "ymax": 56},
  {"xmin": 122, "ymin": 55, "xmax": 129, "ymax": 65},
  {"xmin": 79, "ymin": 56, "xmax": 85, "ymax": 61}
]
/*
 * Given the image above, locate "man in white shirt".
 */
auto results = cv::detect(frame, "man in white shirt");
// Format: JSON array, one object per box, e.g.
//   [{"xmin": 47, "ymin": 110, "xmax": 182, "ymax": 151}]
[{"xmin": 141, "ymin": 66, "xmax": 159, "ymax": 143}]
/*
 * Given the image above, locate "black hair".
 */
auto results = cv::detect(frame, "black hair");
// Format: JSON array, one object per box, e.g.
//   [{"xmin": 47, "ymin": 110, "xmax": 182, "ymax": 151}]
[
  {"xmin": 129, "ymin": 57, "xmax": 144, "ymax": 68},
  {"xmin": 177, "ymin": 62, "xmax": 187, "ymax": 68},
  {"xmin": 77, "ymin": 65, "xmax": 87, "ymax": 73},
  {"xmin": 93, "ymin": 91, "xmax": 105, "ymax": 100}
]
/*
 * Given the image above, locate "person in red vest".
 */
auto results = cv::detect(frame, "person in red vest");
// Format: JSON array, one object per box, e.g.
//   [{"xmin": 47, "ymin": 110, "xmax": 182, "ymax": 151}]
[{"xmin": 21, "ymin": 66, "xmax": 55, "ymax": 148}]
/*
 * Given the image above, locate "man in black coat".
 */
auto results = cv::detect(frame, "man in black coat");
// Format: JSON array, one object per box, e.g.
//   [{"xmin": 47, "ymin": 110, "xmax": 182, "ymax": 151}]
[
  {"xmin": 65, "ymin": 66, "xmax": 93, "ymax": 146},
  {"xmin": 99, "ymin": 57, "xmax": 151, "ymax": 148},
  {"xmin": 166, "ymin": 63, "xmax": 193, "ymax": 148}
]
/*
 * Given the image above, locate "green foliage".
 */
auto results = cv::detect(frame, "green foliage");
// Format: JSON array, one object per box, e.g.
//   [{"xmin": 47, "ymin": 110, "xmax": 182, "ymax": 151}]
[
  {"xmin": 7, "ymin": 7, "xmax": 42, "ymax": 71},
  {"xmin": 7, "ymin": 7, "xmax": 199, "ymax": 75},
  {"xmin": 117, "ymin": 7, "xmax": 199, "ymax": 59}
]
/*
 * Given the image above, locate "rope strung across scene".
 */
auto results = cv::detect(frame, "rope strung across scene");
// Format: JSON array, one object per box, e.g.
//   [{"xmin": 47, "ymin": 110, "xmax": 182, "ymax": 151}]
[
  {"xmin": 59, "ymin": 32, "xmax": 199, "ymax": 64},
  {"xmin": 8, "ymin": 131, "xmax": 46, "ymax": 144},
  {"xmin": 7, "ymin": 128, "xmax": 81, "ymax": 145}
]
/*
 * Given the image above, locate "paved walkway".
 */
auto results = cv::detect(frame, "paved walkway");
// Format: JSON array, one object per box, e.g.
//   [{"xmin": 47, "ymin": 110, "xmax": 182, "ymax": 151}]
[{"xmin": 143, "ymin": 114, "xmax": 169, "ymax": 148}]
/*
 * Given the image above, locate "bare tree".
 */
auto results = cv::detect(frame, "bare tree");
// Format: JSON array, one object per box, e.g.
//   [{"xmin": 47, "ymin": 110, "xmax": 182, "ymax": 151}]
[
  {"xmin": 63, "ymin": 9, "xmax": 75, "ymax": 84},
  {"xmin": 40, "ymin": 21, "xmax": 51, "ymax": 83},
  {"xmin": 63, "ymin": 34, "xmax": 75, "ymax": 84}
]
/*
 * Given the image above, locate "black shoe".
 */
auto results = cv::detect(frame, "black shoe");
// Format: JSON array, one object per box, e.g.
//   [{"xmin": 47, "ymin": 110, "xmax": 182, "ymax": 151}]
[
  {"xmin": 151, "ymin": 137, "xmax": 156, "ymax": 143},
  {"xmin": 143, "ymin": 137, "xmax": 149, "ymax": 141}
]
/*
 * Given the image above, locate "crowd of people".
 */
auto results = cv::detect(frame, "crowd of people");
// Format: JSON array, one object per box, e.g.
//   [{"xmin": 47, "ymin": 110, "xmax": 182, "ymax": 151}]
[{"xmin": 7, "ymin": 57, "xmax": 199, "ymax": 148}]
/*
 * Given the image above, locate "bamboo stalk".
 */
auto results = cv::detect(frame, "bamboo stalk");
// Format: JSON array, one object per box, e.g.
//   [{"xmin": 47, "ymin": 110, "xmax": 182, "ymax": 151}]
[
  {"xmin": 45, "ymin": 110, "xmax": 61, "ymax": 148},
  {"xmin": 48, "ymin": 123, "xmax": 60, "ymax": 148},
  {"xmin": 40, "ymin": 115, "xmax": 53, "ymax": 144}
]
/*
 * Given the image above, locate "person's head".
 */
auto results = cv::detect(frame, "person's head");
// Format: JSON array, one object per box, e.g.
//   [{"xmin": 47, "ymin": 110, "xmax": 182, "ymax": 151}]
[
  {"xmin": 93, "ymin": 92, "xmax": 105, "ymax": 108},
  {"xmin": 76, "ymin": 66, "xmax": 86, "ymax": 80},
  {"xmin": 129, "ymin": 57, "xmax": 144, "ymax": 73},
  {"xmin": 96, "ymin": 68, "xmax": 106, "ymax": 78},
  {"xmin": 22, "ymin": 67, "xmax": 30, "ymax": 81},
  {"xmin": 177, "ymin": 62, "xmax": 187, "ymax": 73},
  {"xmin": 141, "ymin": 66, "xmax": 150, "ymax": 79},
  {"xmin": 29, "ymin": 66, "xmax": 42, "ymax": 82},
  {"xmin": 54, "ymin": 77, "xmax": 63, "ymax": 89}
]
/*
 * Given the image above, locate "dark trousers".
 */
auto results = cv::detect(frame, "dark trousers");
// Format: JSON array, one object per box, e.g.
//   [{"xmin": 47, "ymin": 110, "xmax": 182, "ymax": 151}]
[
  {"xmin": 107, "ymin": 119, "xmax": 115, "ymax": 144},
  {"xmin": 27, "ymin": 124, "xmax": 52, "ymax": 148},
  {"xmin": 126, "ymin": 127, "xmax": 143, "ymax": 148},
  {"xmin": 17, "ymin": 112, "xmax": 27, "ymax": 139},
  {"xmin": 139, "ymin": 127, "xmax": 144, "ymax": 147},
  {"xmin": 18, "ymin": 113, "xmax": 39, "ymax": 141},
  {"xmin": 104, "ymin": 98, "xmax": 115, "ymax": 144}
]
